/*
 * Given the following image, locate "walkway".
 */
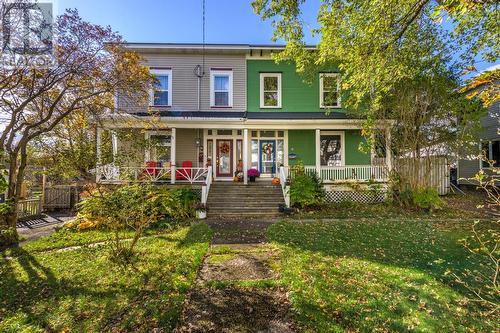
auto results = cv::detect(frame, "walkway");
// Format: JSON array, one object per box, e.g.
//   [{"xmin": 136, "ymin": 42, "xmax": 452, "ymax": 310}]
[
  {"xmin": 17, "ymin": 212, "xmax": 75, "ymax": 242},
  {"xmin": 175, "ymin": 218, "xmax": 296, "ymax": 333}
]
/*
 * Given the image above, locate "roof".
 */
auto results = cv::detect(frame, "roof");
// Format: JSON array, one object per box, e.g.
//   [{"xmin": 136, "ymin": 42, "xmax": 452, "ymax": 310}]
[
  {"xmin": 246, "ymin": 112, "xmax": 351, "ymax": 120},
  {"xmin": 122, "ymin": 42, "xmax": 317, "ymax": 54},
  {"xmin": 128, "ymin": 111, "xmax": 352, "ymax": 120}
]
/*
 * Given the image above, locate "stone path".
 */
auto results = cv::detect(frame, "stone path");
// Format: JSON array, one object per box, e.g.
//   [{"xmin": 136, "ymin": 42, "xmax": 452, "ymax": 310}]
[{"xmin": 175, "ymin": 219, "xmax": 296, "ymax": 333}]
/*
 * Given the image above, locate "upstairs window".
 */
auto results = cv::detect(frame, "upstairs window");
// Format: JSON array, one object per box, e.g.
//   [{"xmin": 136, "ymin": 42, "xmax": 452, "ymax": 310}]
[
  {"xmin": 150, "ymin": 69, "xmax": 172, "ymax": 106},
  {"xmin": 260, "ymin": 73, "xmax": 282, "ymax": 108},
  {"xmin": 210, "ymin": 69, "xmax": 233, "ymax": 107},
  {"xmin": 320, "ymin": 73, "xmax": 340, "ymax": 108}
]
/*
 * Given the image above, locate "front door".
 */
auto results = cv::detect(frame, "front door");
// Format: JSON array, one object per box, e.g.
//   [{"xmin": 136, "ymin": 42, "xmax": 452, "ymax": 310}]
[
  {"xmin": 216, "ymin": 139, "xmax": 233, "ymax": 177},
  {"xmin": 260, "ymin": 140, "xmax": 276, "ymax": 175}
]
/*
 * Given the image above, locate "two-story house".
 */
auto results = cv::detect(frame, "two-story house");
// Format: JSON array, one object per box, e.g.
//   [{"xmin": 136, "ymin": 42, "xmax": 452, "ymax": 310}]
[{"xmin": 96, "ymin": 43, "xmax": 392, "ymax": 210}]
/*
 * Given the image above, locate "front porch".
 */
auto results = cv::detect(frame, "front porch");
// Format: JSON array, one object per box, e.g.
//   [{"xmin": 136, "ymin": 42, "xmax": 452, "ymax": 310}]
[{"xmin": 95, "ymin": 123, "xmax": 392, "ymax": 206}]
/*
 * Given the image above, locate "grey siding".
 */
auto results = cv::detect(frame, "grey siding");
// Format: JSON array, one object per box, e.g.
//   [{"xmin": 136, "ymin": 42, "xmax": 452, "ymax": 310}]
[
  {"xmin": 118, "ymin": 53, "xmax": 247, "ymax": 113},
  {"xmin": 176, "ymin": 128, "xmax": 202, "ymax": 167},
  {"xmin": 458, "ymin": 159, "xmax": 480, "ymax": 185},
  {"xmin": 480, "ymin": 100, "xmax": 500, "ymax": 140}
]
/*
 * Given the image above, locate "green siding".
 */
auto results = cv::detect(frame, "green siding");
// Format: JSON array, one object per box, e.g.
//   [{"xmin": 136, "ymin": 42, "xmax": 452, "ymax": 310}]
[
  {"xmin": 287, "ymin": 130, "xmax": 369, "ymax": 166},
  {"xmin": 247, "ymin": 60, "xmax": 343, "ymax": 113},
  {"xmin": 288, "ymin": 130, "xmax": 315, "ymax": 165},
  {"xmin": 345, "ymin": 130, "xmax": 370, "ymax": 165}
]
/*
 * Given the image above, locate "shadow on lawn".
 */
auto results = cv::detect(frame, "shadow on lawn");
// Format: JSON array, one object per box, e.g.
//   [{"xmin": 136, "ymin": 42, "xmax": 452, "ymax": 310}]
[
  {"xmin": 0, "ymin": 248, "xmax": 132, "ymax": 331},
  {"xmin": 266, "ymin": 219, "xmax": 493, "ymax": 331}
]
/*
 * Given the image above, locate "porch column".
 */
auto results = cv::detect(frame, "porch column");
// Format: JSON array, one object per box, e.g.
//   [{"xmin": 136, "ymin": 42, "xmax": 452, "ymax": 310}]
[
  {"xmin": 111, "ymin": 130, "xmax": 118, "ymax": 162},
  {"xmin": 385, "ymin": 127, "xmax": 392, "ymax": 171},
  {"xmin": 315, "ymin": 129, "xmax": 321, "ymax": 177},
  {"xmin": 171, "ymin": 127, "xmax": 176, "ymax": 184},
  {"xmin": 96, "ymin": 127, "xmax": 102, "ymax": 182},
  {"xmin": 243, "ymin": 129, "xmax": 249, "ymax": 184}
]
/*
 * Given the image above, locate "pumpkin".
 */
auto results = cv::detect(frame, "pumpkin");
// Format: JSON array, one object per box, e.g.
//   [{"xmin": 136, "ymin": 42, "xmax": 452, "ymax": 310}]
[{"xmin": 272, "ymin": 177, "xmax": 280, "ymax": 185}]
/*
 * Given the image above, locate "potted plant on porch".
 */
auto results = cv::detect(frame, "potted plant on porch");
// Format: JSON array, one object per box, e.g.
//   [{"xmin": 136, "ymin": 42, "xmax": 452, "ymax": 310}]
[
  {"xmin": 194, "ymin": 203, "xmax": 208, "ymax": 219},
  {"xmin": 247, "ymin": 168, "xmax": 260, "ymax": 182}
]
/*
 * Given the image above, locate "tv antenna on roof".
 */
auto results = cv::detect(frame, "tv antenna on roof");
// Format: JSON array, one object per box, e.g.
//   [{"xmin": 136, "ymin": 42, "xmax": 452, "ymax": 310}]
[{"xmin": 194, "ymin": 0, "xmax": 206, "ymax": 110}]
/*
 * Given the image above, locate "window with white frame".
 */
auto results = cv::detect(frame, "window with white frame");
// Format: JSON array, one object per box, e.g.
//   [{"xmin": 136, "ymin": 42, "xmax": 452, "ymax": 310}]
[
  {"xmin": 481, "ymin": 140, "xmax": 500, "ymax": 167},
  {"xmin": 147, "ymin": 132, "xmax": 172, "ymax": 163},
  {"xmin": 210, "ymin": 70, "xmax": 233, "ymax": 107},
  {"xmin": 260, "ymin": 73, "xmax": 281, "ymax": 108},
  {"xmin": 320, "ymin": 132, "xmax": 343, "ymax": 166},
  {"xmin": 150, "ymin": 69, "xmax": 172, "ymax": 106},
  {"xmin": 320, "ymin": 73, "xmax": 340, "ymax": 108}
]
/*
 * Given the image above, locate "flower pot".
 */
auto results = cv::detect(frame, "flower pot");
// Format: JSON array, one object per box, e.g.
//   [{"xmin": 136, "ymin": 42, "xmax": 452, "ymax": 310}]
[
  {"xmin": 196, "ymin": 210, "xmax": 207, "ymax": 219},
  {"xmin": 249, "ymin": 176, "xmax": 256, "ymax": 182}
]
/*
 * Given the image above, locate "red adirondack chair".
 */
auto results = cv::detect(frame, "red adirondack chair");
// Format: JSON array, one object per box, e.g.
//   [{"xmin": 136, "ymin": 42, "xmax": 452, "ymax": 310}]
[
  {"xmin": 145, "ymin": 161, "xmax": 158, "ymax": 176},
  {"xmin": 176, "ymin": 161, "xmax": 193, "ymax": 180}
]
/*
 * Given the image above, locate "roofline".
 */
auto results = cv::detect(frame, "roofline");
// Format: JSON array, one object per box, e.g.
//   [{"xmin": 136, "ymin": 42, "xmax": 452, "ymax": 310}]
[{"xmin": 121, "ymin": 42, "xmax": 317, "ymax": 51}]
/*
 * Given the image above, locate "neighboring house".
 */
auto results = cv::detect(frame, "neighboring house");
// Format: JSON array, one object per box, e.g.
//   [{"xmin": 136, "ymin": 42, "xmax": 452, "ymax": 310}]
[
  {"xmin": 458, "ymin": 99, "xmax": 500, "ymax": 185},
  {"xmin": 96, "ymin": 43, "xmax": 392, "ymax": 206}
]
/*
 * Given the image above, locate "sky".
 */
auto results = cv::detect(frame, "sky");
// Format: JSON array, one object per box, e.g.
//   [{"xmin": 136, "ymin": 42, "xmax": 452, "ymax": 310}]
[
  {"xmin": 59, "ymin": 0, "xmax": 322, "ymax": 45},
  {"xmin": 58, "ymin": 0, "xmax": 497, "ymax": 74}
]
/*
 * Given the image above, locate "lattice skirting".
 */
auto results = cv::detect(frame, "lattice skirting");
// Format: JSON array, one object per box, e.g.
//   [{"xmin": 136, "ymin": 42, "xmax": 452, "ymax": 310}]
[{"xmin": 325, "ymin": 190, "xmax": 387, "ymax": 204}]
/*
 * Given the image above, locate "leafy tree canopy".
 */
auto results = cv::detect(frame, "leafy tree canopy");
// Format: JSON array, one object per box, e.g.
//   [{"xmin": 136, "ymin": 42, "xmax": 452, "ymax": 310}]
[{"xmin": 252, "ymin": 0, "xmax": 499, "ymax": 110}]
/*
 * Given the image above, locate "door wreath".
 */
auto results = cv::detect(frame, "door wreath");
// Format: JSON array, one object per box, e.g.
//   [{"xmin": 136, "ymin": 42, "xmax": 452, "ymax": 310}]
[
  {"xmin": 262, "ymin": 143, "xmax": 273, "ymax": 156},
  {"xmin": 220, "ymin": 142, "xmax": 230, "ymax": 154}
]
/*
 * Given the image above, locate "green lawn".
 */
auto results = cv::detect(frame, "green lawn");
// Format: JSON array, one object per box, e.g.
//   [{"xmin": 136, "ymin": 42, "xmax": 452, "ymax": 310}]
[
  {"xmin": 0, "ymin": 223, "xmax": 212, "ymax": 332},
  {"xmin": 268, "ymin": 219, "xmax": 498, "ymax": 332}
]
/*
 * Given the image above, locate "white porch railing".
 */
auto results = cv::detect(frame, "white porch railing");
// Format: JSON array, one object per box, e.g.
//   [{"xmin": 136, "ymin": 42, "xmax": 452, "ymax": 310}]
[
  {"xmin": 96, "ymin": 164, "xmax": 210, "ymax": 184},
  {"xmin": 201, "ymin": 166, "xmax": 213, "ymax": 204},
  {"xmin": 279, "ymin": 166, "xmax": 290, "ymax": 208},
  {"xmin": 292, "ymin": 165, "xmax": 388, "ymax": 183}
]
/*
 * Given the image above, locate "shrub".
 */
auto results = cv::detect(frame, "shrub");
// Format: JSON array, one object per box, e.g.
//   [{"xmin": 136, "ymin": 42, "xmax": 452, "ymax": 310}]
[
  {"xmin": 76, "ymin": 185, "xmax": 199, "ymax": 262},
  {"xmin": 412, "ymin": 186, "xmax": 445, "ymax": 211},
  {"xmin": 290, "ymin": 172, "xmax": 325, "ymax": 208}
]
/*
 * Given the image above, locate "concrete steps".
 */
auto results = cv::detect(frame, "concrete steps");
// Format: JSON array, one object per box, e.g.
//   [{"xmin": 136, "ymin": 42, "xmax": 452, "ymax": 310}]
[{"xmin": 207, "ymin": 182, "xmax": 285, "ymax": 218}]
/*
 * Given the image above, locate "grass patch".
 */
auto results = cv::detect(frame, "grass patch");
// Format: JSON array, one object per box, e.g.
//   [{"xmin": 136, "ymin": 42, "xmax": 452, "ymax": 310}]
[
  {"xmin": 268, "ymin": 219, "xmax": 498, "ymax": 332},
  {"xmin": 293, "ymin": 199, "xmax": 485, "ymax": 220},
  {"xmin": 202, "ymin": 279, "xmax": 281, "ymax": 289},
  {"xmin": 0, "ymin": 223, "xmax": 213, "ymax": 332},
  {"xmin": 207, "ymin": 253, "xmax": 237, "ymax": 264}
]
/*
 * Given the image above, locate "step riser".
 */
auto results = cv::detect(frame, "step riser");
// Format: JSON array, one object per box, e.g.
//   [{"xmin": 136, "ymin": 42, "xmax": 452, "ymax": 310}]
[{"xmin": 207, "ymin": 183, "xmax": 286, "ymax": 218}]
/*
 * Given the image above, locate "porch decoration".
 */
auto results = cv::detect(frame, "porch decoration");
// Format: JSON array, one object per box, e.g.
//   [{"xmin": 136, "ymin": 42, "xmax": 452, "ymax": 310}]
[
  {"xmin": 220, "ymin": 142, "xmax": 230, "ymax": 154},
  {"xmin": 262, "ymin": 143, "xmax": 273, "ymax": 156},
  {"xmin": 247, "ymin": 168, "xmax": 260, "ymax": 182},
  {"xmin": 272, "ymin": 177, "xmax": 280, "ymax": 185},
  {"xmin": 195, "ymin": 203, "xmax": 207, "ymax": 219}
]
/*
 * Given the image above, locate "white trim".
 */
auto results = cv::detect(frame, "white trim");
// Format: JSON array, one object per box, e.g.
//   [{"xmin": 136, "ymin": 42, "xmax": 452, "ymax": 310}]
[
  {"xmin": 210, "ymin": 70, "xmax": 233, "ymax": 107},
  {"xmin": 243, "ymin": 129, "xmax": 249, "ymax": 184},
  {"xmin": 150, "ymin": 69, "xmax": 172, "ymax": 107},
  {"xmin": 319, "ymin": 73, "xmax": 341, "ymax": 109},
  {"xmin": 259, "ymin": 73, "xmax": 282, "ymax": 108},
  {"xmin": 144, "ymin": 130, "xmax": 173, "ymax": 163},
  {"xmin": 317, "ymin": 130, "xmax": 345, "ymax": 167}
]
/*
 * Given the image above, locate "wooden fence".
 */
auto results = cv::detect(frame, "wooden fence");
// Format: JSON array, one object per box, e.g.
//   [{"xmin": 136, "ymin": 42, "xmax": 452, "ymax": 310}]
[
  {"xmin": 395, "ymin": 156, "xmax": 450, "ymax": 195},
  {"xmin": 17, "ymin": 198, "xmax": 42, "ymax": 220},
  {"xmin": 43, "ymin": 185, "xmax": 81, "ymax": 210}
]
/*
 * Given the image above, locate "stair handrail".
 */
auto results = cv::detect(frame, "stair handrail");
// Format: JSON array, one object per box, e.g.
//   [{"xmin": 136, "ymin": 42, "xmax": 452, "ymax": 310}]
[
  {"xmin": 201, "ymin": 166, "xmax": 212, "ymax": 204},
  {"xmin": 279, "ymin": 166, "xmax": 290, "ymax": 208}
]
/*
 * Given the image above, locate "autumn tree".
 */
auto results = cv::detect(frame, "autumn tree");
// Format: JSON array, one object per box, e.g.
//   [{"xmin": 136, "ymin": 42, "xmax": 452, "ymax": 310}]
[
  {"xmin": 0, "ymin": 3, "xmax": 152, "ymax": 245},
  {"xmin": 253, "ymin": 0, "xmax": 493, "ymax": 193}
]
